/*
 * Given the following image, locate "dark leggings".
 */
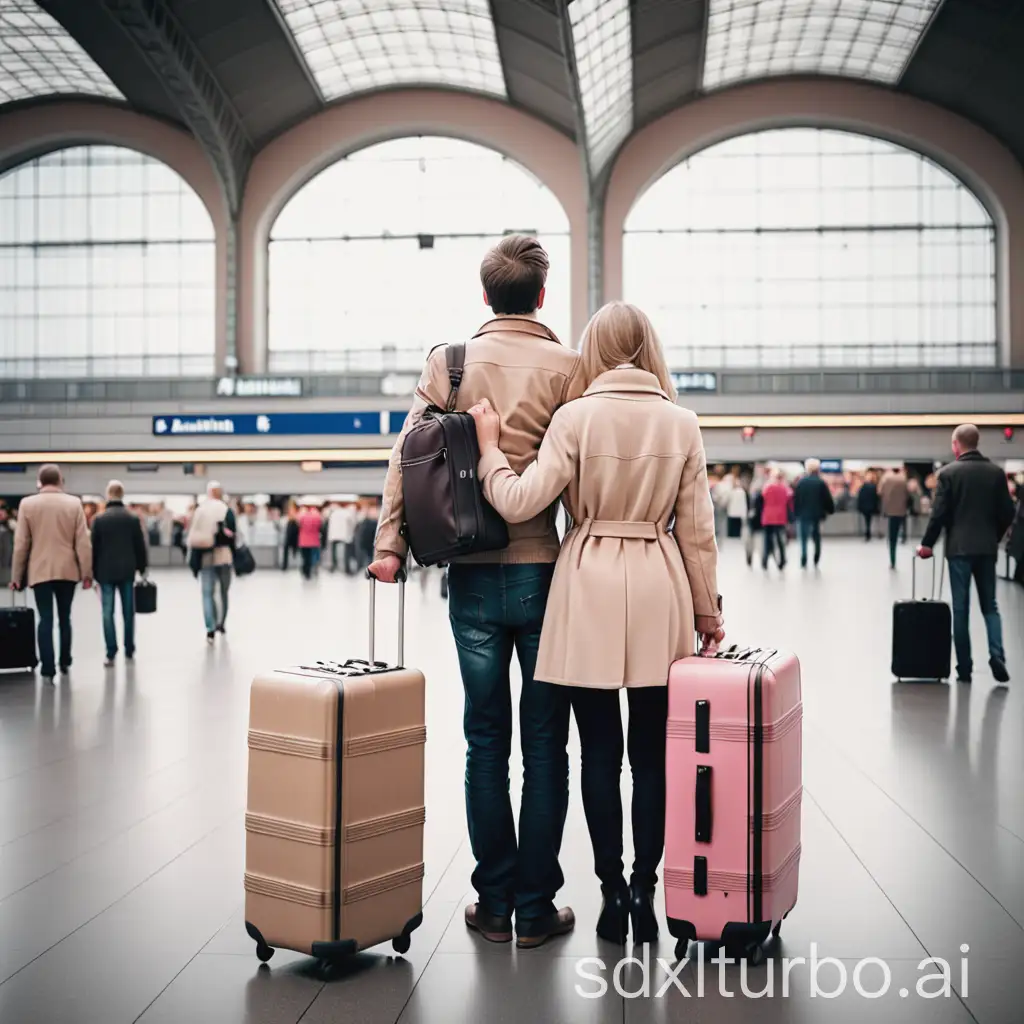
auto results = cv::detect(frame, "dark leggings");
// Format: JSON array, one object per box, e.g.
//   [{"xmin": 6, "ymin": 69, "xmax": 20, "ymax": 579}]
[{"xmin": 569, "ymin": 685, "xmax": 669, "ymax": 893}]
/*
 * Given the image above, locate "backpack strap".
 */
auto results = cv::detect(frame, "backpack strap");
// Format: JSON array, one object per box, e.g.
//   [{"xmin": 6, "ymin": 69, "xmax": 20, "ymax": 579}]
[{"xmin": 445, "ymin": 343, "xmax": 466, "ymax": 412}]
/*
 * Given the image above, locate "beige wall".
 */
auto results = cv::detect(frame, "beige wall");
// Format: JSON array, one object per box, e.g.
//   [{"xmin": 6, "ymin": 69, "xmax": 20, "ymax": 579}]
[
  {"xmin": 237, "ymin": 89, "xmax": 588, "ymax": 372},
  {"xmin": 603, "ymin": 79, "xmax": 1024, "ymax": 367},
  {"xmin": 0, "ymin": 101, "xmax": 231, "ymax": 370}
]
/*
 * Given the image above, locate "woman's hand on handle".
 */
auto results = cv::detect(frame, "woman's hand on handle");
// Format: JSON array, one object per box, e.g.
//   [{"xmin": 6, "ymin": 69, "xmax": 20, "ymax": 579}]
[
  {"xmin": 468, "ymin": 399, "xmax": 500, "ymax": 452},
  {"xmin": 699, "ymin": 626, "xmax": 726, "ymax": 655}
]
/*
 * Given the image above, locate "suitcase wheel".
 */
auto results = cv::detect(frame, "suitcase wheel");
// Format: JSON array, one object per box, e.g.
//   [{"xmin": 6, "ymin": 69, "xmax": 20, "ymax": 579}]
[
  {"xmin": 392, "ymin": 934, "xmax": 411, "ymax": 955},
  {"xmin": 245, "ymin": 921, "xmax": 275, "ymax": 964}
]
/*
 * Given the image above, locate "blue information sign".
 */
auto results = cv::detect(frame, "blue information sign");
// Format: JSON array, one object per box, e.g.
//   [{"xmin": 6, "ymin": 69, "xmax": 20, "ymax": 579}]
[{"xmin": 152, "ymin": 412, "xmax": 392, "ymax": 437}]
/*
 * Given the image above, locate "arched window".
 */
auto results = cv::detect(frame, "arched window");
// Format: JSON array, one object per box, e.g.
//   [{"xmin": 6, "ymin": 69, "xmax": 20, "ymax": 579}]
[
  {"xmin": 0, "ymin": 145, "xmax": 215, "ymax": 378},
  {"xmin": 268, "ymin": 136, "xmax": 571, "ymax": 372},
  {"xmin": 624, "ymin": 128, "xmax": 997, "ymax": 368}
]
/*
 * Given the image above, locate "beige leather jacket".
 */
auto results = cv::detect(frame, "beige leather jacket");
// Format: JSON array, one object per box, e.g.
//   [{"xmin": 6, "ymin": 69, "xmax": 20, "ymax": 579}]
[{"xmin": 12, "ymin": 488, "xmax": 93, "ymax": 587}]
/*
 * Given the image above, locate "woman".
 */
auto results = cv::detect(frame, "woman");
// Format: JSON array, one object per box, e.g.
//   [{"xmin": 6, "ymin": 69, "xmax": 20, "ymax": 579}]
[
  {"xmin": 759, "ymin": 469, "xmax": 792, "ymax": 571},
  {"xmin": 726, "ymin": 477, "xmax": 748, "ymax": 538},
  {"xmin": 468, "ymin": 302, "xmax": 724, "ymax": 946},
  {"xmin": 297, "ymin": 503, "xmax": 323, "ymax": 580}
]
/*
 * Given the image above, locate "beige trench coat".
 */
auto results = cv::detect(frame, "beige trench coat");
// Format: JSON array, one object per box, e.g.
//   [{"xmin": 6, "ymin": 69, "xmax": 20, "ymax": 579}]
[{"xmin": 478, "ymin": 368, "xmax": 722, "ymax": 689}]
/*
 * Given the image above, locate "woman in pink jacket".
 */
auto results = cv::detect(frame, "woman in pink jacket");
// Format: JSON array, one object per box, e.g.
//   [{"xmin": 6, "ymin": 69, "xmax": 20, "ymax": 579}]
[
  {"xmin": 759, "ymin": 470, "xmax": 793, "ymax": 571},
  {"xmin": 296, "ymin": 504, "xmax": 323, "ymax": 580}
]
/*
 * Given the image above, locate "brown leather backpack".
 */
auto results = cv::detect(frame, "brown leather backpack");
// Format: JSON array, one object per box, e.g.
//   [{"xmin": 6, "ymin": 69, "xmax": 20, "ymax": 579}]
[{"xmin": 400, "ymin": 344, "xmax": 509, "ymax": 566}]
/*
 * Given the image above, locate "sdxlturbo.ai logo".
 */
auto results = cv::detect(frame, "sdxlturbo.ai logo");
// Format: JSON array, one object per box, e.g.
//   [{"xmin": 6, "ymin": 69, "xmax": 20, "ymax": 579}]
[{"xmin": 574, "ymin": 944, "xmax": 970, "ymax": 1000}]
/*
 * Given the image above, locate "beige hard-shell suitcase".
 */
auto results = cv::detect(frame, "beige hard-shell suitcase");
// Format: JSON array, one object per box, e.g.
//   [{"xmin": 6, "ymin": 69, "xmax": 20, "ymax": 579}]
[{"xmin": 244, "ymin": 573, "xmax": 425, "ymax": 962}]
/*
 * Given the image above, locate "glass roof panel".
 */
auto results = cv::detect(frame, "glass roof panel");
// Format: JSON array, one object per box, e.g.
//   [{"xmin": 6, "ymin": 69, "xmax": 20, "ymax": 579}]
[
  {"xmin": 0, "ymin": 0, "xmax": 122, "ymax": 104},
  {"xmin": 702, "ymin": 0, "xmax": 942, "ymax": 91},
  {"xmin": 569, "ymin": 0, "xmax": 633, "ymax": 172},
  {"xmin": 274, "ymin": 0, "xmax": 506, "ymax": 101}
]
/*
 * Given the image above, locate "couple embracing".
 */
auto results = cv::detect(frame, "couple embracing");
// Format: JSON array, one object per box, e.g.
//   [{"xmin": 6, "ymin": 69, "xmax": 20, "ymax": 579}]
[{"xmin": 369, "ymin": 236, "xmax": 724, "ymax": 949}]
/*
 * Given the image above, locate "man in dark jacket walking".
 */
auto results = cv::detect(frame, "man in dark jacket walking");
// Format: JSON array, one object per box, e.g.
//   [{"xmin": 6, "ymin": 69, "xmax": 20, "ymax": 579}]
[
  {"xmin": 92, "ymin": 480, "xmax": 147, "ymax": 666},
  {"xmin": 793, "ymin": 458, "xmax": 835, "ymax": 569},
  {"xmin": 919, "ymin": 425, "xmax": 1015, "ymax": 685}
]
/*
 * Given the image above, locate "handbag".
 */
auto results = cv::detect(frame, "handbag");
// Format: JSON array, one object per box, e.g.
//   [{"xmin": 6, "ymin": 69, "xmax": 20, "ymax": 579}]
[
  {"xmin": 233, "ymin": 544, "xmax": 256, "ymax": 577},
  {"xmin": 134, "ymin": 578, "xmax": 157, "ymax": 615}
]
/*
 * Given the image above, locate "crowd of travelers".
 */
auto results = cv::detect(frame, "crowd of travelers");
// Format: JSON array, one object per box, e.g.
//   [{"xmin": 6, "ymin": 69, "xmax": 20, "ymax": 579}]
[{"xmin": 0, "ymin": 233, "xmax": 1020, "ymax": 958}]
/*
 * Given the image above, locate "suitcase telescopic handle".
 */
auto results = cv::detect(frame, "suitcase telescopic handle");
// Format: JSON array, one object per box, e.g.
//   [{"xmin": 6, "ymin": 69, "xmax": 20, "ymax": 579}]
[
  {"xmin": 912, "ymin": 547, "xmax": 945, "ymax": 601},
  {"xmin": 366, "ymin": 568, "xmax": 407, "ymax": 667}
]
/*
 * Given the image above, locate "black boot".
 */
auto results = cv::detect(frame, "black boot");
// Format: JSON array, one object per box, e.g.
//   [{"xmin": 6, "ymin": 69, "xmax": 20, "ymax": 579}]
[
  {"xmin": 596, "ymin": 886, "xmax": 629, "ymax": 945},
  {"xmin": 629, "ymin": 881, "xmax": 659, "ymax": 944}
]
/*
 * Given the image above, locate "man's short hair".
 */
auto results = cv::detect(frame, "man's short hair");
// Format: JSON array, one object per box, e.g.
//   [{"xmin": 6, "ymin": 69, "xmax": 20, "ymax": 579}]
[
  {"xmin": 805, "ymin": 458, "xmax": 820, "ymax": 473},
  {"xmin": 479, "ymin": 235, "xmax": 549, "ymax": 315},
  {"xmin": 954, "ymin": 423, "xmax": 980, "ymax": 451},
  {"xmin": 38, "ymin": 463, "xmax": 61, "ymax": 487},
  {"xmin": 106, "ymin": 480, "xmax": 125, "ymax": 501}
]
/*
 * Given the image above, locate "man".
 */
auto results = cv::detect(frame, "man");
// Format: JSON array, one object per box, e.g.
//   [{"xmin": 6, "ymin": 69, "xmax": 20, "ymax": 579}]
[
  {"xmin": 186, "ymin": 481, "xmax": 235, "ymax": 643},
  {"xmin": 0, "ymin": 503, "xmax": 13, "ymax": 587},
  {"xmin": 369, "ymin": 235, "xmax": 584, "ymax": 949},
  {"xmin": 1009, "ymin": 482, "xmax": 1024, "ymax": 586},
  {"xmin": 327, "ymin": 502, "xmax": 358, "ymax": 574},
  {"xmin": 91, "ymin": 480, "xmax": 147, "ymax": 666},
  {"xmin": 857, "ymin": 472, "xmax": 880, "ymax": 541},
  {"xmin": 793, "ymin": 458, "xmax": 834, "ymax": 569},
  {"xmin": 353, "ymin": 501, "xmax": 378, "ymax": 573},
  {"xmin": 880, "ymin": 467, "xmax": 910, "ymax": 570},
  {"xmin": 919, "ymin": 424, "xmax": 1015, "ymax": 685},
  {"xmin": 9, "ymin": 464, "xmax": 92, "ymax": 683}
]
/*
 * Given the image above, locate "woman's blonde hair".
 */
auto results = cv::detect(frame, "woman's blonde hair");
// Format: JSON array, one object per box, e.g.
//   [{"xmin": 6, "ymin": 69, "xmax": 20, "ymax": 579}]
[{"xmin": 579, "ymin": 301, "xmax": 676, "ymax": 399}]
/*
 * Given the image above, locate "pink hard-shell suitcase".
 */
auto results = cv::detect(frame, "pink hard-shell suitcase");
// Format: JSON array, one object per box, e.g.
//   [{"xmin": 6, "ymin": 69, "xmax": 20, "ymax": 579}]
[{"xmin": 664, "ymin": 644, "xmax": 802, "ymax": 963}]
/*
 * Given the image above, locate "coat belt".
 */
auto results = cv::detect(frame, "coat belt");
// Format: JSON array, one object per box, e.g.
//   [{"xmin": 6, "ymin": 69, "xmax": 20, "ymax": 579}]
[{"xmin": 578, "ymin": 519, "xmax": 661, "ymax": 541}]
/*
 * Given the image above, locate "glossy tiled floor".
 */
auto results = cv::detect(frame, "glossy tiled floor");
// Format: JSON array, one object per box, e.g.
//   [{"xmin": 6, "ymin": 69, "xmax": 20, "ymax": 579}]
[{"xmin": 0, "ymin": 539, "xmax": 1021, "ymax": 1024}]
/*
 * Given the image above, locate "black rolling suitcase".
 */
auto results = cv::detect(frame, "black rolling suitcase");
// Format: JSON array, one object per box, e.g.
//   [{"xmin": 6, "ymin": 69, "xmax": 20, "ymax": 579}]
[
  {"xmin": 0, "ymin": 590, "xmax": 38, "ymax": 672},
  {"xmin": 892, "ymin": 554, "xmax": 951, "ymax": 681}
]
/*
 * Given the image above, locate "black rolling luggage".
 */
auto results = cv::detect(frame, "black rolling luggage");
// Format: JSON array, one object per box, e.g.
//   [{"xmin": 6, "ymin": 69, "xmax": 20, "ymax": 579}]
[
  {"xmin": 892, "ymin": 555, "xmax": 951, "ymax": 681},
  {"xmin": 1, "ymin": 590, "xmax": 38, "ymax": 672},
  {"xmin": 400, "ymin": 342, "xmax": 508, "ymax": 566}
]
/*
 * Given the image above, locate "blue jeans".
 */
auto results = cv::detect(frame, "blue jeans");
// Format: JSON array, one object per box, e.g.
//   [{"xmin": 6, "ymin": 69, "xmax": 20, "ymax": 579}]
[
  {"xmin": 33, "ymin": 580, "xmax": 76, "ymax": 677},
  {"xmin": 201, "ymin": 565, "xmax": 232, "ymax": 632},
  {"xmin": 948, "ymin": 556, "xmax": 1004, "ymax": 677},
  {"xmin": 101, "ymin": 581, "xmax": 135, "ymax": 659},
  {"xmin": 762, "ymin": 525, "xmax": 786, "ymax": 568},
  {"xmin": 798, "ymin": 517, "xmax": 821, "ymax": 566},
  {"xmin": 448, "ymin": 563, "xmax": 569, "ymax": 923},
  {"xmin": 887, "ymin": 516, "xmax": 905, "ymax": 568}
]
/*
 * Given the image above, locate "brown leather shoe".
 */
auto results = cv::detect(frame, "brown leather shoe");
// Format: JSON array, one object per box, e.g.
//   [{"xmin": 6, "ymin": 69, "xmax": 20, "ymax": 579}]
[
  {"xmin": 465, "ymin": 903, "xmax": 513, "ymax": 943},
  {"xmin": 515, "ymin": 907, "xmax": 576, "ymax": 949}
]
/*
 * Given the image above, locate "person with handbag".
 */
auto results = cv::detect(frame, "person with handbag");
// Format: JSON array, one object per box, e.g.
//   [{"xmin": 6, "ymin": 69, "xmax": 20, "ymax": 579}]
[
  {"xmin": 186, "ymin": 481, "xmax": 235, "ymax": 643},
  {"xmin": 468, "ymin": 301, "xmax": 724, "ymax": 947},
  {"xmin": 91, "ymin": 480, "xmax": 148, "ymax": 666}
]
